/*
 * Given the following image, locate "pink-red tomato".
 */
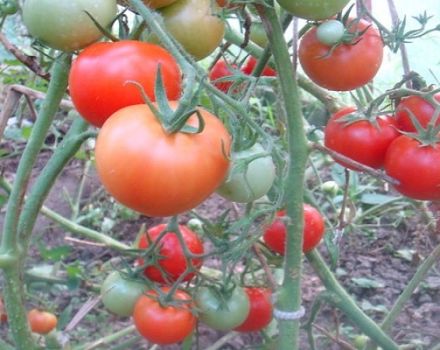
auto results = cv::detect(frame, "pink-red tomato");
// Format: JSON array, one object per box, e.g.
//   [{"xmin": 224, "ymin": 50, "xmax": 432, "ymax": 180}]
[
  {"xmin": 0, "ymin": 297, "xmax": 7, "ymax": 323},
  {"xmin": 137, "ymin": 224, "xmax": 204, "ymax": 283},
  {"xmin": 324, "ymin": 107, "xmax": 400, "ymax": 170},
  {"xmin": 95, "ymin": 102, "xmax": 231, "ymax": 217},
  {"xmin": 69, "ymin": 40, "xmax": 181, "ymax": 127},
  {"xmin": 28, "ymin": 309, "xmax": 57, "ymax": 335},
  {"xmin": 384, "ymin": 135, "xmax": 440, "ymax": 201},
  {"xmin": 299, "ymin": 19, "xmax": 383, "ymax": 91},
  {"xmin": 133, "ymin": 288, "xmax": 196, "ymax": 345},
  {"xmin": 234, "ymin": 287, "xmax": 273, "ymax": 333},
  {"xmin": 209, "ymin": 59, "xmax": 238, "ymax": 93},
  {"xmin": 395, "ymin": 93, "xmax": 440, "ymax": 132},
  {"xmin": 263, "ymin": 204, "xmax": 325, "ymax": 255},
  {"xmin": 242, "ymin": 57, "xmax": 277, "ymax": 77}
]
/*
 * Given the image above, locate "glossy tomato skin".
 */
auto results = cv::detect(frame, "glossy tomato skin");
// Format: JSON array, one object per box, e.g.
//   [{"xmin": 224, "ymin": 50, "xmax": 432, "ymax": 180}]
[
  {"xmin": 101, "ymin": 271, "xmax": 147, "ymax": 317},
  {"xmin": 384, "ymin": 136, "xmax": 440, "ymax": 200},
  {"xmin": 324, "ymin": 107, "xmax": 400, "ymax": 170},
  {"xmin": 195, "ymin": 286, "xmax": 250, "ymax": 331},
  {"xmin": 242, "ymin": 57, "xmax": 276, "ymax": 77},
  {"xmin": 157, "ymin": 0, "xmax": 225, "ymax": 61},
  {"xmin": 216, "ymin": 143, "xmax": 276, "ymax": 203},
  {"xmin": 277, "ymin": 0, "xmax": 350, "ymax": 20},
  {"xmin": 299, "ymin": 19, "xmax": 383, "ymax": 91},
  {"xmin": 209, "ymin": 60, "xmax": 237, "ymax": 93},
  {"xmin": 95, "ymin": 102, "xmax": 231, "ymax": 217},
  {"xmin": 137, "ymin": 224, "xmax": 204, "ymax": 283},
  {"xmin": 395, "ymin": 93, "xmax": 440, "ymax": 132},
  {"xmin": 234, "ymin": 287, "xmax": 273, "ymax": 333},
  {"xmin": 28, "ymin": 309, "xmax": 58, "ymax": 335},
  {"xmin": 133, "ymin": 288, "xmax": 196, "ymax": 345},
  {"xmin": 263, "ymin": 204, "xmax": 325, "ymax": 255},
  {"xmin": 69, "ymin": 40, "xmax": 181, "ymax": 127},
  {"xmin": 23, "ymin": 0, "xmax": 117, "ymax": 52}
]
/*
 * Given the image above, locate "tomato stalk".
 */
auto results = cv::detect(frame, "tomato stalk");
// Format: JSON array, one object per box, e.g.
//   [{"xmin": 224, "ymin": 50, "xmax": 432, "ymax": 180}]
[
  {"xmin": 306, "ymin": 251, "xmax": 400, "ymax": 349},
  {"xmin": 0, "ymin": 54, "xmax": 72, "ymax": 350},
  {"xmin": 256, "ymin": 5, "xmax": 308, "ymax": 349},
  {"xmin": 365, "ymin": 242, "xmax": 440, "ymax": 350}
]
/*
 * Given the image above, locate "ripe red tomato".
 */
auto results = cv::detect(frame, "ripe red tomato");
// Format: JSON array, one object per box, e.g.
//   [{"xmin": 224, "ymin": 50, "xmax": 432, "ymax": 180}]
[
  {"xmin": 0, "ymin": 297, "xmax": 7, "ymax": 323},
  {"xmin": 263, "ymin": 204, "xmax": 325, "ymax": 255},
  {"xmin": 299, "ymin": 19, "xmax": 383, "ymax": 91},
  {"xmin": 137, "ymin": 224, "xmax": 204, "ymax": 283},
  {"xmin": 95, "ymin": 102, "xmax": 231, "ymax": 217},
  {"xmin": 234, "ymin": 287, "xmax": 273, "ymax": 333},
  {"xmin": 395, "ymin": 93, "xmax": 440, "ymax": 132},
  {"xmin": 242, "ymin": 57, "xmax": 277, "ymax": 77},
  {"xmin": 209, "ymin": 59, "xmax": 238, "ymax": 93},
  {"xmin": 384, "ymin": 135, "xmax": 440, "ymax": 201},
  {"xmin": 69, "ymin": 40, "xmax": 181, "ymax": 127},
  {"xmin": 28, "ymin": 309, "xmax": 58, "ymax": 335},
  {"xmin": 133, "ymin": 288, "xmax": 196, "ymax": 345},
  {"xmin": 324, "ymin": 107, "xmax": 400, "ymax": 170}
]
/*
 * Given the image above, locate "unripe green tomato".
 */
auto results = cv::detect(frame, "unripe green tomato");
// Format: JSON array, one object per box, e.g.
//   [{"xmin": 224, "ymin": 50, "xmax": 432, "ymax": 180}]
[
  {"xmin": 156, "ymin": 0, "xmax": 225, "ymax": 60},
  {"xmin": 250, "ymin": 22, "xmax": 268, "ymax": 48},
  {"xmin": 353, "ymin": 335, "xmax": 368, "ymax": 350},
  {"xmin": 0, "ymin": 0, "xmax": 18, "ymax": 15},
  {"xmin": 216, "ymin": 143, "xmax": 276, "ymax": 203},
  {"xmin": 320, "ymin": 180, "xmax": 340, "ymax": 196},
  {"xmin": 316, "ymin": 20, "xmax": 345, "ymax": 46},
  {"xmin": 101, "ymin": 271, "xmax": 147, "ymax": 317},
  {"xmin": 276, "ymin": 0, "xmax": 350, "ymax": 20},
  {"xmin": 22, "ymin": 0, "xmax": 117, "ymax": 52}
]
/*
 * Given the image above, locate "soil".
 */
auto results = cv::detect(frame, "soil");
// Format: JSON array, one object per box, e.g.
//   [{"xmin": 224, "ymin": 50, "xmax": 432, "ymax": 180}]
[{"xmin": 0, "ymin": 127, "xmax": 439, "ymax": 350}]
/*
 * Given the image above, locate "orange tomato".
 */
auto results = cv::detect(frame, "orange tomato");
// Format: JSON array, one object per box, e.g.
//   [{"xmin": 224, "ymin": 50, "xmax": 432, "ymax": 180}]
[
  {"xmin": 95, "ymin": 102, "xmax": 231, "ymax": 217},
  {"xmin": 28, "ymin": 309, "xmax": 57, "ymax": 334}
]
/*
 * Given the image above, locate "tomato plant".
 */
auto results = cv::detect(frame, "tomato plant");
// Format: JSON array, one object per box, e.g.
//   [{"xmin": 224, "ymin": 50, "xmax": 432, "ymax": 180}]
[
  {"xmin": 395, "ymin": 93, "xmax": 440, "ymax": 132},
  {"xmin": 234, "ymin": 287, "xmax": 273, "ymax": 332},
  {"xmin": 95, "ymin": 102, "xmax": 231, "ymax": 217},
  {"xmin": 69, "ymin": 40, "xmax": 181, "ymax": 127},
  {"xmin": 209, "ymin": 59, "xmax": 238, "ymax": 93},
  {"xmin": 133, "ymin": 288, "xmax": 196, "ymax": 345},
  {"xmin": 157, "ymin": 0, "xmax": 225, "ymax": 61},
  {"xmin": 242, "ymin": 57, "xmax": 277, "ymax": 77},
  {"xmin": 195, "ymin": 286, "xmax": 250, "ymax": 331},
  {"xmin": 384, "ymin": 135, "xmax": 440, "ymax": 200},
  {"xmin": 137, "ymin": 223, "xmax": 204, "ymax": 283},
  {"xmin": 100, "ymin": 271, "xmax": 147, "ymax": 317},
  {"xmin": 22, "ymin": 0, "xmax": 117, "ymax": 52},
  {"xmin": 117, "ymin": 0, "xmax": 177, "ymax": 9},
  {"xmin": 263, "ymin": 204, "xmax": 325, "ymax": 255},
  {"xmin": 276, "ymin": 0, "xmax": 350, "ymax": 20},
  {"xmin": 324, "ymin": 107, "xmax": 400, "ymax": 170},
  {"xmin": 27, "ymin": 309, "xmax": 57, "ymax": 335},
  {"xmin": 216, "ymin": 143, "xmax": 276, "ymax": 203},
  {"xmin": 299, "ymin": 18, "xmax": 383, "ymax": 91}
]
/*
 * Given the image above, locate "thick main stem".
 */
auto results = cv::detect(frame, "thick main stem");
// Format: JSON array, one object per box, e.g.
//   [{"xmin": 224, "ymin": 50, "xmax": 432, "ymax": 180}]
[
  {"xmin": 258, "ymin": 6, "xmax": 308, "ymax": 350},
  {"xmin": 0, "ymin": 54, "xmax": 71, "ymax": 350}
]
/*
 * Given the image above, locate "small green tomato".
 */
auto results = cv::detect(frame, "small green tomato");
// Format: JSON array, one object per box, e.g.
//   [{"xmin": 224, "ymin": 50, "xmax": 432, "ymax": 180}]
[{"xmin": 316, "ymin": 20, "xmax": 345, "ymax": 46}]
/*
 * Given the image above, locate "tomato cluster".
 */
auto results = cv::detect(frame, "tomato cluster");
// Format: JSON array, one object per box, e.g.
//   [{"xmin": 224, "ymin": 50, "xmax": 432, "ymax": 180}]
[{"xmin": 325, "ymin": 96, "xmax": 440, "ymax": 201}]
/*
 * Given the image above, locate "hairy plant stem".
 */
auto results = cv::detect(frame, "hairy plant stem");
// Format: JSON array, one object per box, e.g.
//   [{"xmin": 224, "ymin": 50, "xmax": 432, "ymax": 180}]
[
  {"xmin": 366, "ymin": 243, "xmax": 440, "ymax": 350},
  {"xmin": 306, "ymin": 251, "xmax": 400, "ymax": 350},
  {"xmin": 0, "ymin": 54, "xmax": 71, "ymax": 350},
  {"xmin": 74, "ymin": 325, "xmax": 137, "ymax": 350},
  {"xmin": 257, "ymin": 6, "xmax": 308, "ymax": 350}
]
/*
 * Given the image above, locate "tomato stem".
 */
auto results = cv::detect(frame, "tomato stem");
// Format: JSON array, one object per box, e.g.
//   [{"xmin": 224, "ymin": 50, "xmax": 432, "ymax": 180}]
[{"xmin": 0, "ymin": 53, "xmax": 72, "ymax": 350}]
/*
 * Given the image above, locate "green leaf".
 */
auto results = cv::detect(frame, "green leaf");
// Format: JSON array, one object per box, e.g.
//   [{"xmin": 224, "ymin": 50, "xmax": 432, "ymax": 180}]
[
  {"xmin": 394, "ymin": 249, "xmax": 417, "ymax": 262},
  {"xmin": 360, "ymin": 193, "xmax": 400, "ymax": 205},
  {"xmin": 360, "ymin": 300, "xmax": 388, "ymax": 313},
  {"xmin": 38, "ymin": 244, "xmax": 72, "ymax": 261},
  {"xmin": 352, "ymin": 277, "xmax": 385, "ymax": 289}
]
